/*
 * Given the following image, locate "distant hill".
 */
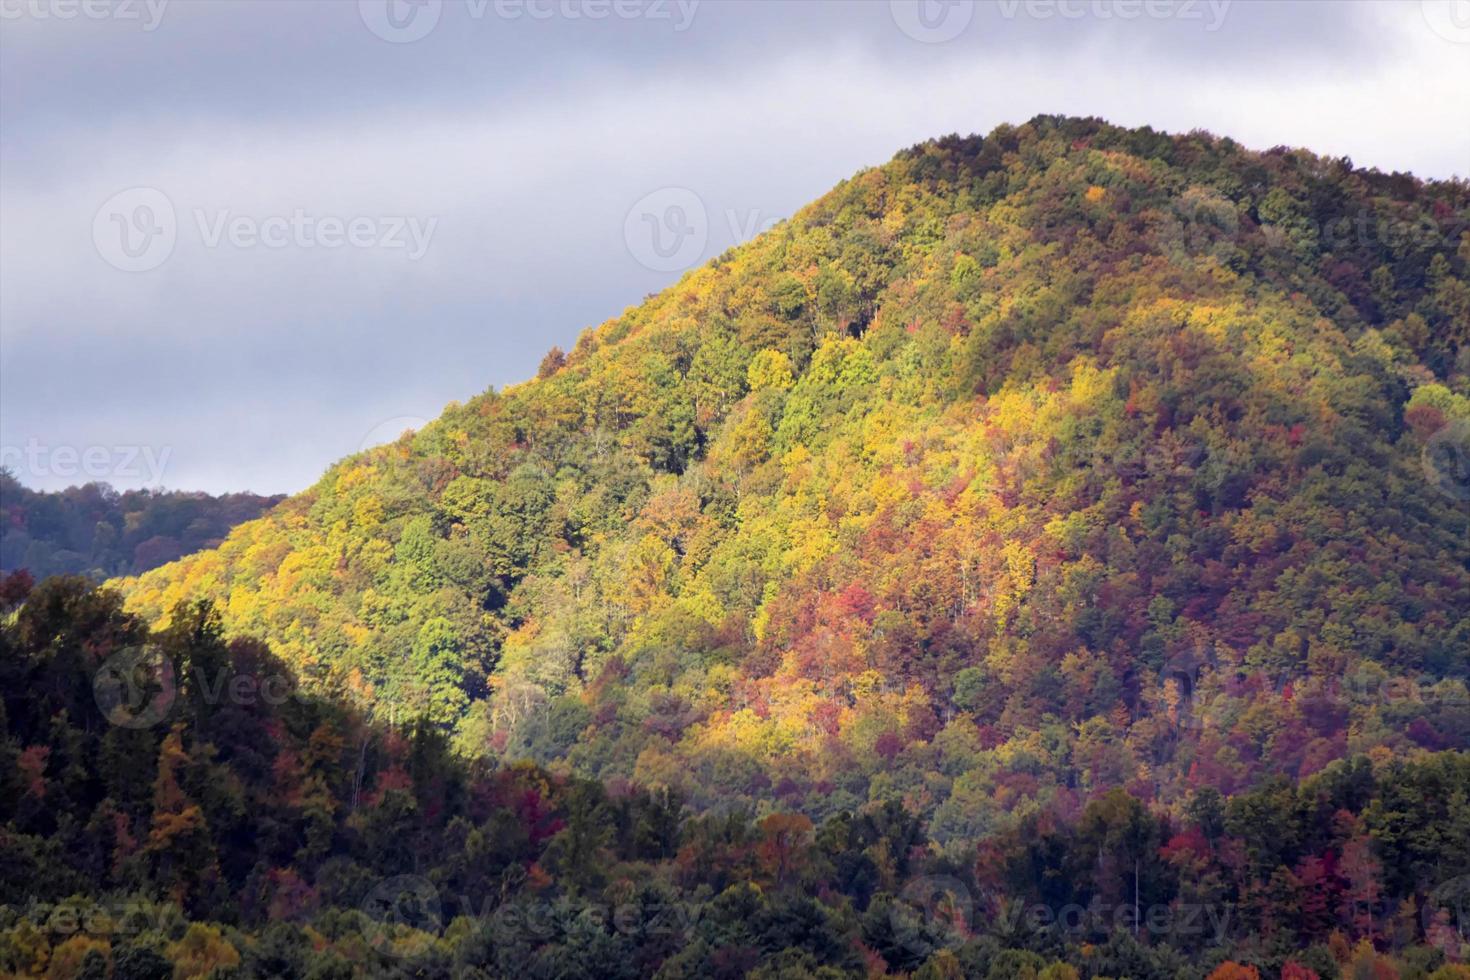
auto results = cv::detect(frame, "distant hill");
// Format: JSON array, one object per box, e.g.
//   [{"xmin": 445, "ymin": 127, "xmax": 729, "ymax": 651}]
[
  {"xmin": 121, "ymin": 115, "xmax": 1470, "ymax": 827},
  {"xmin": 0, "ymin": 469, "xmax": 282, "ymax": 579}
]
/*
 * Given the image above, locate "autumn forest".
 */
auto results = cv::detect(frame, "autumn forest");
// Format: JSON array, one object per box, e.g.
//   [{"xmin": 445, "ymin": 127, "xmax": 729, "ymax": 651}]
[{"xmin": 3, "ymin": 115, "xmax": 1470, "ymax": 979}]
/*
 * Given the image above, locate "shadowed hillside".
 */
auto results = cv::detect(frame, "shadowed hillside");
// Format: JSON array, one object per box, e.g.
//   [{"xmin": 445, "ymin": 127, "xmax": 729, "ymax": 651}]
[{"xmin": 3, "ymin": 575, "xmax": 1469, "ymax": 977}]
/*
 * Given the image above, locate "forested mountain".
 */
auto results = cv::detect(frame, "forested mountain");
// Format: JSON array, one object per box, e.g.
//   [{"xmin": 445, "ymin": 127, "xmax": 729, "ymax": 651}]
[
  {"xmin": 0, "ymin": 471, "xmax": 282, "ymax": 580},
  {"xmin": 4, "ymin": 115, "xmax": 1469, "ymax": 977},
  {"xmin": 122, "ymin": 116, "xmax": 1470, "ymax": 822}
]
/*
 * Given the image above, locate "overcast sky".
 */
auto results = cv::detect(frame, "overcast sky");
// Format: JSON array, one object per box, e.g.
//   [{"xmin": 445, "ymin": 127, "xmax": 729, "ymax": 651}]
[{"xmin": 2, "ymin": 0, "xmax": 1467, "ymax": 495}]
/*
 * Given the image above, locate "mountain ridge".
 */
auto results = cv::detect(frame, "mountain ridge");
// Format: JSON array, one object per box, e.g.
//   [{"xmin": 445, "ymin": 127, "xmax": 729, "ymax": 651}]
[{"xmin": 118, "ymin": 114, "xmax": 1470, "ymax": 827}]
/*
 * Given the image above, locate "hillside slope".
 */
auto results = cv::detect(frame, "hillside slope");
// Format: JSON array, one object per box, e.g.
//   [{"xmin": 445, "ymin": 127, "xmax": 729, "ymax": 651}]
[{"xmin": 122, "ymin": 116, "xmax": 1470, "ymax": 830}]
